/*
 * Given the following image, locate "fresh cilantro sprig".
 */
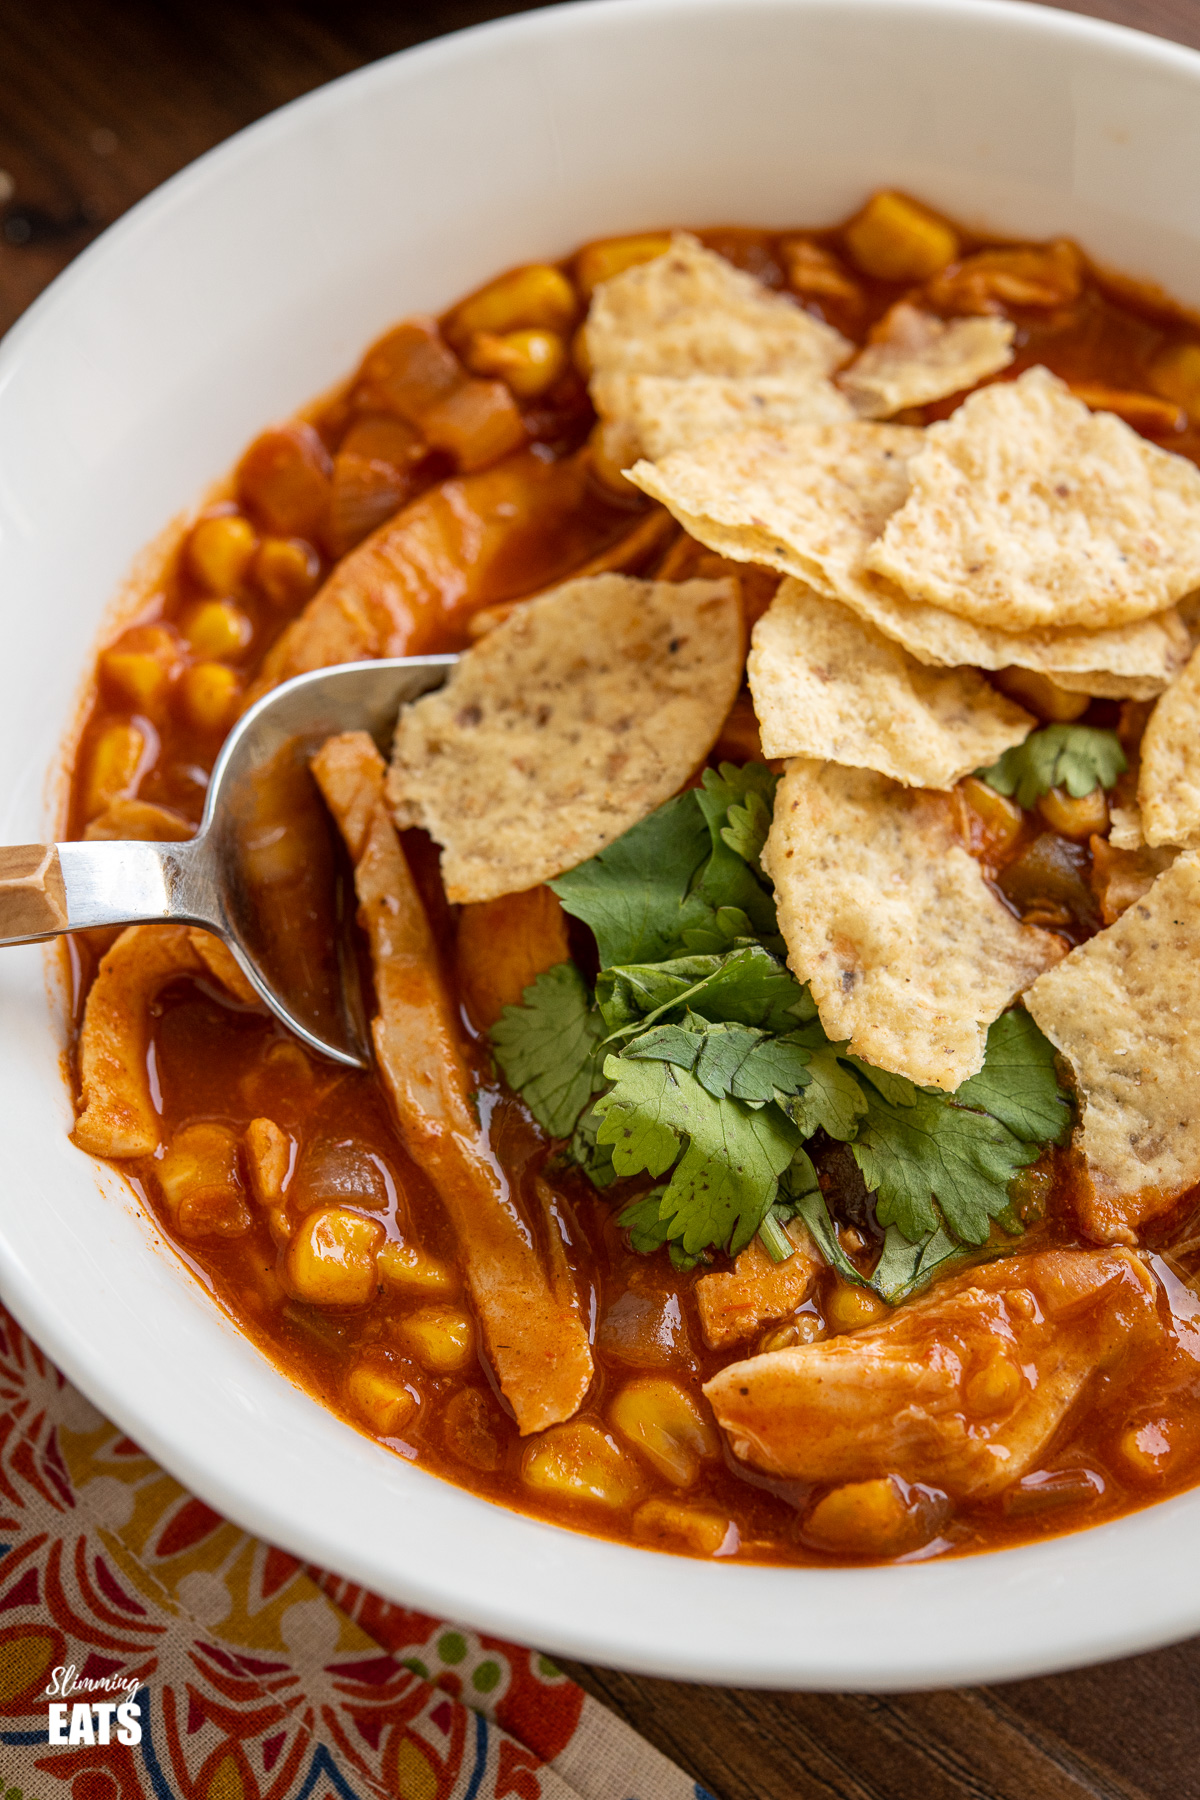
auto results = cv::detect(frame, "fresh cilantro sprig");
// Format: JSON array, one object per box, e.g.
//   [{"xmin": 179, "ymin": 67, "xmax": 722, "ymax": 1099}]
[
  {"xmin": 978, "ymin": 724, "xmax": 1126, "ymax": 809},
  {"xmin": 489, "ymin": 763, "xmax": 1073, "ymax": 1303},
  {"xmin": 490, "ymin": 962, "xmax": 606, "ymax": 1138},
  {"xmin": 548, "ymin": 763, "xmax": 781, "ymax": 966}
]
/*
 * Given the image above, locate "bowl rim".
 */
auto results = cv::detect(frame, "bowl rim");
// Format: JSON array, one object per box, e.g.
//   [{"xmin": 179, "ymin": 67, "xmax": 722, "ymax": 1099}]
[{"xmin": 6, "ymin": 0, "xmax": 1200, "ymax": 1692}]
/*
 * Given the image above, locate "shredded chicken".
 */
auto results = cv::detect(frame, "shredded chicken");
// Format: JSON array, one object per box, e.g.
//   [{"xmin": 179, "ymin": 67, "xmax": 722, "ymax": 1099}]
[
  {"xmin": 250, "ymin": 450, "xmax": 598, "ymax": 698},
  {"xmin": 704, "ymin": 1247, "xmax": 1162, "ymax": 1499},
  {"xmin": 694, "ymin": 1222, "xmax": 821, "ymax": 1349},
  {"xmin": 311, "ymin": 730, "xmax": 594, "ymax": 1434},
  {"xmin": 73, "ymin": 924, "xmax": 257, "ymax": 1158}
]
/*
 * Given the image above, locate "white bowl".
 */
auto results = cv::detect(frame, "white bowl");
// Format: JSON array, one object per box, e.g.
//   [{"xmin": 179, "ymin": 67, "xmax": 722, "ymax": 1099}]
[{"xmin": 4, "ymin": 0, "xmax": 1200, "ymax": 1691}]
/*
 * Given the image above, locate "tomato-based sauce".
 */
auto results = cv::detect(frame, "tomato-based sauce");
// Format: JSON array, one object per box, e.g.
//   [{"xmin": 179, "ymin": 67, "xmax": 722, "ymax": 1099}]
[{"xmin": 64, "ymin": 197, "xmax": 1200, "ymax": 1564}]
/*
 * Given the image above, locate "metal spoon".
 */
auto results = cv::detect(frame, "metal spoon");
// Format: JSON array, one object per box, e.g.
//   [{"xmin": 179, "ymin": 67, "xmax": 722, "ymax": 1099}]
[{"xmin": 0, "ymin": 655, "xmax": 457, "ymax": 1068}]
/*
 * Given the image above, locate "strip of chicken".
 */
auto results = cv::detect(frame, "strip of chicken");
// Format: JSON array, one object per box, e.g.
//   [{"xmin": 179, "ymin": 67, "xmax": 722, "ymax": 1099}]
[
  {"xmin": 73, "ymin": 925, "xmax": 257, "ymax": 1158},
  {"xmin": 705, "ymin": 1246, "xmax": 1162, "ymax": 1499},
  {"xmin": 311, "ymin": 730, "xmax": 593, "ymax": 1435},
  {"xmin": 250, "ymin": 449, "xmax": 622, "ymax": 699}
]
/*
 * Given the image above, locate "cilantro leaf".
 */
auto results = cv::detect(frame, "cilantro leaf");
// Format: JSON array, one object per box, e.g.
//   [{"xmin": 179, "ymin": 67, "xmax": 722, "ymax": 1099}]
[
  {"xmin": 489, "ymin": 962, "xmax": 606, "ymax": 1138},
  {"xmin": 624, "ymin": 1016, "xmax": 812, "ymax": 1104},
  {"xmin": 869, "ymin": 1221, "xmax": 975, "ymax": 1304},
  {"xmin": 570, "ymin": 1099, "xmax": 617, "ymax": 1189},
  {"xmin": 955, "ymin": 1009, "xmax": 1072, "ymax": 1145},
  {"xmin": 696, "ymin": 762, "xmax": 779, "ymax": 875},
  {"xmin": 783, "ymin": 1044, "xmax": 868, "ymax": 1141},
  {"xmin": 979, "ymin": 725, "xmax": 1127, "ymax": 809},
  {"xmin": 724, "ymin": 789, "xmax": 774, "ymax": 870},
  {"xmin": 599, "ymin": 943, "xmax": 810, "ymax": 1038},
  {"xmin": 595, "ymin": 1054, "xmax": 800, "ymax": 1255},
  {"xmin": 852, "ymin": 1086, "xmax": 1037, "ymax": 1244},
  {"xmin": 794, "ymin": 1190, "xmax": 991, "ymax": 1304},
  {"xmin": 549, "ymin": 792, "xmax": 711, "ymax": 967},
  {"xmin": 550, "ymin": 767, "xmax": 782, "ymax": 969}
]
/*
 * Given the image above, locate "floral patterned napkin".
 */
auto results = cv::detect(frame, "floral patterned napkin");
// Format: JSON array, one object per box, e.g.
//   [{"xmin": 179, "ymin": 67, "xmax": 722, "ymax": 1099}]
[{"xmin": 0, "ymin": 1303, "xmax": 713, "ymax": 1800}]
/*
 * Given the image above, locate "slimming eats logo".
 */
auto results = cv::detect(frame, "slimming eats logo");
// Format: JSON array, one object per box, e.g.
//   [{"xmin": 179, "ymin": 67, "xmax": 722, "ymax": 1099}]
[{"xmin": 43, "ymin": 1665, "xmax": 142, "ymax": 1746}]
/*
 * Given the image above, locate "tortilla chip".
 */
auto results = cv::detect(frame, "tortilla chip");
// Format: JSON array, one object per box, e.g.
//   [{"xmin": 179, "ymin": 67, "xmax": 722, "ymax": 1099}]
[
  {"xmin": 1108, "ymin": 804, "xmax": 1146, "ymax": 851},
  {"xmin": 585, "ymin": 232, "xmax": 850, "ymax": 380},
  {"xmin": 1025, "ymin": 852, "xmax": 1200, "ymax": 1234},
  {"xmin": 592, "ymin": 370, "xmax": 851, "ymax": 461},
  {"xmin": 631, "ymin": 420, "xmax": 1189, "ymax": 696},
  {"xmin": 762, "ymin": 758, "xmax": 1064, "ymax": 1089},
  {"xmin": 386, "ymin": 572, "xmax": 742, "ymax": 902},
  {"xmin": 831, "ymin": 580, "xmax": 1189, "ymax": 698},
  {"xmin": 1138, "ymin": 644, "xmax": 1200, "ymax": 847},
  {"xmin": 839, "ymin": 306, "xmax": 1015, "ymax": 418},
  {"xmin": 630, "ymin": 418, "xmax": 922, "ymax": 599},
  {"xmin": 866, "ymin": 366, "xmax": 1200, "ymax": 630},
  {"xmin": 748, "ymin": 579, "xmax": 1032, "ymax": 787}
]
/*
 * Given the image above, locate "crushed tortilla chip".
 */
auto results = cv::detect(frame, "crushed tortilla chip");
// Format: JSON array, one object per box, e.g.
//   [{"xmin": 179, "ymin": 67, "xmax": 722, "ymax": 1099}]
[
  {"xmin": 585, "ymin": 232, "xmax": 850, "ymax": 381},
  {"xmin": 748, "ymin": 578, "xmax": 1032, "ymax": 787},
  {"xmin": 838, "ymin": 305, "xmax": 1015, "ymax": 418},
  {"xmin": 1108, "ymin": 804, "xmax": 1147, "ymax": 851},
  {"xmin": 592, "ymin": 370, "xmax": 851, "ymax": 460},
  {"xmin": 630, "ymin": 418, "xmax": 1188, "ymax": 697},
  {"xmin": 829, "ymin": 580, "xmax": 1189, "ymax": 699},
  {"xmin": 386, "ymin": 572, "xmax": 741, "ymax": 902},
  {"xmin": 761, "ymin": 758, "xmax": 1064, "ymax": 1089},
  {"xmin": 630, "ymin": 418, "xmax": 922, "ymax": 599},
  {"xmin": 1025, "ymin": 852, "xmax": 1200, "ymax": 1238},
  {"xmin": 1138, "ymin": 644, "xmax": 1200, "ymax": 847},
  {"xmin": 866, "ymin": 367, "xmax": 1200, "ymax": 631}
]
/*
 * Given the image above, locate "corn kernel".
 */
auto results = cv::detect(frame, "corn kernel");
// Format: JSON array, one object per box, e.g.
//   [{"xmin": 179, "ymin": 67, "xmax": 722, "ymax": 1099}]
[
  {"xmin": 286, "ymin": 1206, "xmax": 383, "ymax": 1307},
  {"xmin": 521, "ymin": 1420, "xmax": 645, "ymax": 1509},
  {"xmin": 824, "ymin": 1279, "xmax": 891, "ymax": 1334},
  {"xmin": 804, "ymin": 1476, "xmax": 933, "ymax": 1557},
  {"xmin": 377, "ymin": 1238, "xmax": 456, "ymax": 1294},
  {"xmin": 576, "ymin": 233, "xmax": 672, "ymax": 297},
  {"xmin": 463, "ymin": 328, "xmax": 568, "ymax": 400},
  {"xmin": 1151, "ymin": 342, "xmax": 1200, "ymax": 414},
  {"xmin": 759, "ymin": 1311, "xmax": 826, "ymax": 1353},
  {"xmin": 186, "ymin": 513, "xmax": 259, "ymax": 593},
  {"xmin": 158, "ymin": 1122, "xmax": 251, "ymax": 1239},
  {"xmin": 608, "ymin": 1378, "xmax": 718, "ymax": 1486},
  {"xmin": 395, "ymin": 1306, "xmax": 474, "ymax": 1373},
  {"xmin": 963, "ymin": 1353, "xmax": 1023, "ymax": 1418},
  {"xmin": 633, "ymin": 1498, "xmax": 734, "ymax": 1557},
  {"xmin": 844, "ymin": 191, "xmax": 959, "ymax": 282},
  {"xmin": 100, "ymin": 651, "xmax": 170, "ymax": 713},
  {"xmin": 83, "ymin": 722, "xmax": 145, "ymax": 820},
  {"xmin": 990, "ymin": 667, "xmax": 1089, "ymax": 723},
  {"xmin": 345, "ymin": 1359, "xmax": 418, "ymax": 1437},
  {"xmin": 255, "ymin": 536, "xmax": 322, "ymax": 608},
  {"xmin": 1038, "ymin": 784, "xmax": 1108, "ymax": 840},
  {"xmin": 183, "ymin": 600, "xmax": 253, "ymax": 660},
  {"xmin": 1115, "ymin": 1417, "xmax": 1173, "ymax": 1482},
  {"xmin": 449, "ymin": 263, "xmax": 578, "ymax": 341},
  {"xmin": 177, "ymin": 661, "xmax": 242, "ymax": 733}
]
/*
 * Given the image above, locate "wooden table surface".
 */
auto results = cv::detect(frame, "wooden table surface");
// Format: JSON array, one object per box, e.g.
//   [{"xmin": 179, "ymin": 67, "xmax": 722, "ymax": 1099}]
[{"xmin": 3, "ymin": 2, "xmax": 1198, "ymax": 1795}]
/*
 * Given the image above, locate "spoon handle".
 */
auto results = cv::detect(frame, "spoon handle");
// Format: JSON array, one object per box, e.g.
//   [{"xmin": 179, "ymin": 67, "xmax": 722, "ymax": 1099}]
[{"xmin": 0, "ymin": 837, "xmax": 219, "ymax": 944}]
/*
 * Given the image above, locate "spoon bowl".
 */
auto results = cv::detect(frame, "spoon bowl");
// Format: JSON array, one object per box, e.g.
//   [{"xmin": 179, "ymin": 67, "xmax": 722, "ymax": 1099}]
[{"xmin": 0, "ymin": 654, "xmax": 457, "ymax": 1065}]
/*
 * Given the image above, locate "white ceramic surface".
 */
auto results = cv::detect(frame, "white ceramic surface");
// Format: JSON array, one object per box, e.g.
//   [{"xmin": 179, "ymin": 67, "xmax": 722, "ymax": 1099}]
[{"xmin": 3, "ymin": 0, "xmax": 1200, "ymax": 1690}]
